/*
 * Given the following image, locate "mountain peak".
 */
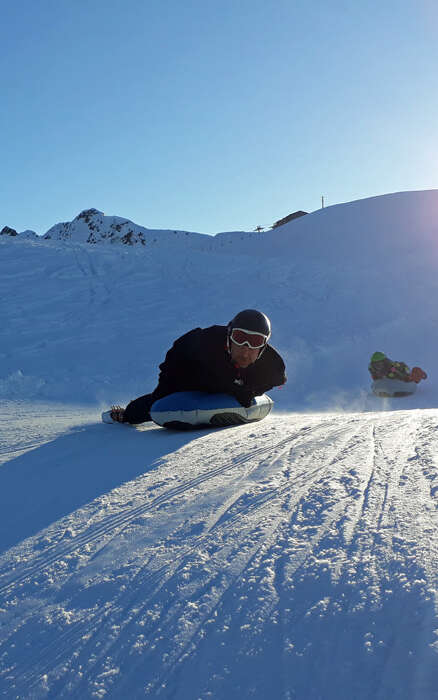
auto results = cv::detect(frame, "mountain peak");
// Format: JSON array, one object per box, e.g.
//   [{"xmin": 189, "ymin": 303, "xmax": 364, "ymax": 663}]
[
  {"xmin": 43, "ymin": 208, "xmax": 147, "ymax": 246},
  {"xmin": 1, "ymin": 226, "xmax": 18, "ymax": 237},
  {"xmin": 74, "ymin": 208, "xmax": 105, "ymax": 221}
]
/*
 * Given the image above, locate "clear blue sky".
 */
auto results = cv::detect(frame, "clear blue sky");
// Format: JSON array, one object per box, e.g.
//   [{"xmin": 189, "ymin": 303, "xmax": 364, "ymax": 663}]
[{"xmin": 1, "ymin": 0, "xmax": 437, "ymax": 235}]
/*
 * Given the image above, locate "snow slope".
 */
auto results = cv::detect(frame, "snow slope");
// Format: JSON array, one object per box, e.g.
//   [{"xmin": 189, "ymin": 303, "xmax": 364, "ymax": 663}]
[{"xmin": 1, "ymin": 190, "xmax": 438, "ymax": 699}]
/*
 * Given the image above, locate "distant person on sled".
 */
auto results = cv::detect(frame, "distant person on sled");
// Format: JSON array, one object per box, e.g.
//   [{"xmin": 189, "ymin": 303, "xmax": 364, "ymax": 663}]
[
  {"xmin": 106, "ymin": 309, "xmax": 286, "ymax": 424},
  {"xmin": 368, "ymin": 351, "xmax": 427, "ymax": 397}
]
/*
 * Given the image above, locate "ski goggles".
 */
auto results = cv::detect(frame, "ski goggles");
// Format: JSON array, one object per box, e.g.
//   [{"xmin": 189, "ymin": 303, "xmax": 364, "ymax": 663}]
[{"xmin": 230, "ymin": 328, "xmax": 269, "ymax": 349}]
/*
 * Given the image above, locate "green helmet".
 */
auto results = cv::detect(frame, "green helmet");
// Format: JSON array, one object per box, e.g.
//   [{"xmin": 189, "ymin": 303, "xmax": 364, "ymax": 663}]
[{"xmin": 370, "ymin": 351, "xmax": 386, "ymax": 363}]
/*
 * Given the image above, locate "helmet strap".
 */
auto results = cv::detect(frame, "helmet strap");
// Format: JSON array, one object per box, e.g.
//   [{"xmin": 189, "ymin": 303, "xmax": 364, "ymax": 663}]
[{"xmin": 226, "ymin": 323, "xmax": 232, "ymax": 356}]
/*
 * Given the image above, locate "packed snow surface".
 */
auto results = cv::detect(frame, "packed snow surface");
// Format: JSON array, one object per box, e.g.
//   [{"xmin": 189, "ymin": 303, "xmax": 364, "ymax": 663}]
[{"xmin": 1, "ymin": 190, "xmax": 438, "ymax": 699}]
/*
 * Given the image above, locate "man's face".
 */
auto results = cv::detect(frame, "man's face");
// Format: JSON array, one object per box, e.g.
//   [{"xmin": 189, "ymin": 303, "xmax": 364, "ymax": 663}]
[{"xmin": 230, "ymin": 341, "xmax": 260, "ymax": 368}]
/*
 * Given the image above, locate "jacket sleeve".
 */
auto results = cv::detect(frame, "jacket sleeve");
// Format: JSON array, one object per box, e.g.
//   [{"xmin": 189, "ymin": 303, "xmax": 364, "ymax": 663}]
[
  {"xmin": 250, "ymin": 353, "xmax": 286, "ymax": 396},
  {"xmin": 387, "ymin": 362, "xmax": 411, "ymax": 381},
  {"xmin": 234, "ymin": 352, "xmax": 286, "ymax": 405},
  {"xmin": 152, "ymin": 329, "xmax": 200, "ymax": 398}
]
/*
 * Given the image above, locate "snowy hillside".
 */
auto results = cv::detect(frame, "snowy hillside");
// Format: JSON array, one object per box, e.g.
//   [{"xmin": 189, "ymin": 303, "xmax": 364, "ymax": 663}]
[{"xmin": 1, "ymin": 190, "xmax": 438, "ymax": 699}]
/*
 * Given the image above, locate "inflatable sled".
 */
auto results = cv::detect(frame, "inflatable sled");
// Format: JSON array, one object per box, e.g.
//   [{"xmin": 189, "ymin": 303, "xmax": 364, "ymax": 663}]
[
  {"xmin": 372, "ymin": 377, "xmax": 417, "ymax": 398},
  {"xmin": 150, "ymin": 391, "xmax": 273, "ymax": 429}
]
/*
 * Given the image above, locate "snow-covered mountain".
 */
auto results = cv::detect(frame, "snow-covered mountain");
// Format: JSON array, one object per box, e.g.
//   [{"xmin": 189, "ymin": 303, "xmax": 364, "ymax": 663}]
[
  {"xmin": 0, "ymin": 226, "xmax": 37, "ymax": 239},
  {"xmin": 1, "ymin": 190, "xmax": 438, "ymax": 699},
  {"xmin": 2, "ymin": 206, "xmax": 268, "ymax": 248},
  {"xmin": 2, "ymin": 190, "xmax": 437, "ymax": 409},
  {"xmin": 42, "ymin": 207, "xmax": 211, "ymax": 248}
]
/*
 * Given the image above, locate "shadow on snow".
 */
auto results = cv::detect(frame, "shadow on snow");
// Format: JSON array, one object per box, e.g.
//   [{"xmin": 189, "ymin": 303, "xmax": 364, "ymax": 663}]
[{"xmin": 0, "ymin": 421, "xmax": 210, "ymax": 553}]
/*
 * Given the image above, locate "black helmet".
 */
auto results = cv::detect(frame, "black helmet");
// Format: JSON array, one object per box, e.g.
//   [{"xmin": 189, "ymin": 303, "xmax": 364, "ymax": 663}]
[
  {"xmin": 227, "ymin": 309, "xmax": 271, "ymax": 357},
  {"xmin": 229, "ymin": 309, "xmax": 271, "ymax": 337}
]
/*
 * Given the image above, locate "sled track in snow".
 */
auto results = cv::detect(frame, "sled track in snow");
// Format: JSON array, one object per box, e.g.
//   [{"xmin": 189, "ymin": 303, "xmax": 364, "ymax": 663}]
[
  {"xmin": 0, "ymin": 420, "xmax": 337, "ymax": 596},
  {"xmin": 3, "ymin": 412, "xmax": 438, "ymax": 699},
  {"xmin": 1, "ymin": 418, "xmax": 375, "ymax": 696},
  {"xmin": 74, "ymin": 420, "xmax": 409, "ymax": 698}
]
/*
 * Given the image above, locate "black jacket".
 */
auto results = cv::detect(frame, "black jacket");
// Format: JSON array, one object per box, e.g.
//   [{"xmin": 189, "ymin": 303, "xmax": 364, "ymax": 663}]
[
  {"xmin": 124, "ymin": 325, "xmax": 286, "ymax": 424},
  {"xmin": 153, "ymin": 325, "xmax": 286, "ymax": 406}
]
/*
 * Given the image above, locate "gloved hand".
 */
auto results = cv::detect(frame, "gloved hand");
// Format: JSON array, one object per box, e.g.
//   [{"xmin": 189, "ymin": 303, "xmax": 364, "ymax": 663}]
[
  {"xmin": 110, "ymin": 405, "xmax": 127, "ymax": 422},
  {"xmin": 410, "ymin": 367, "xmax": 427, "ymax": 383},
  {"xmin": 232, "ymin": 386, "xmax": 254, "ymax": 408}
]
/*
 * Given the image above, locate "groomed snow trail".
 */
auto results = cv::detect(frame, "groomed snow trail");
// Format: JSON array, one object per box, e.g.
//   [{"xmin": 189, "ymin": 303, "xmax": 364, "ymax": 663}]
[{"xmin": 1, "ymin": 408, "xmax": 438, "ymax": 699}]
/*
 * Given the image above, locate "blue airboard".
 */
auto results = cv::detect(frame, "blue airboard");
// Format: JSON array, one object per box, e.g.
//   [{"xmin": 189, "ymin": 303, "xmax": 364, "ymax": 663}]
[
  {"xmin": 150, "ymin": 391, "xmax": 273, "ymax": 429},
  {"xmin": 153, "ymin": 391, "xmax": 243, "ymax": 411}
]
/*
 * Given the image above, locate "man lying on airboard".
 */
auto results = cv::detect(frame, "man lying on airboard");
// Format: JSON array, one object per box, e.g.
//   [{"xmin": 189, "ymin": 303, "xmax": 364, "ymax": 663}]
[
  {"xmin": 104, "ymin": 309, "xmax": 286, "ymax": 425},
  {"xmin": 368, "ymin": 351, "xmax": 427, "ymax": 384}
]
